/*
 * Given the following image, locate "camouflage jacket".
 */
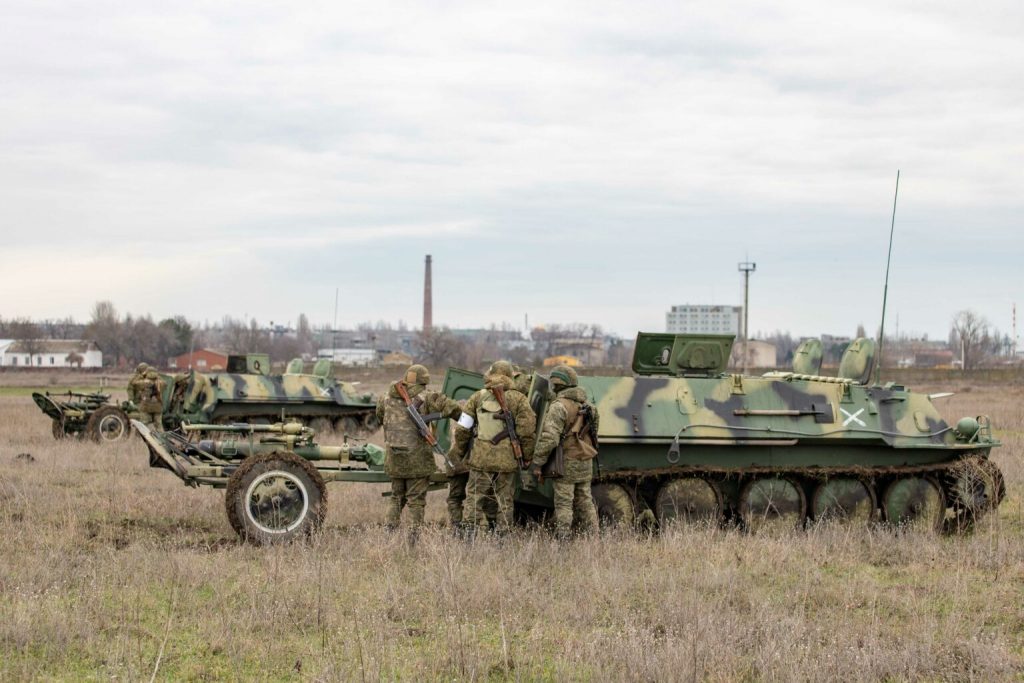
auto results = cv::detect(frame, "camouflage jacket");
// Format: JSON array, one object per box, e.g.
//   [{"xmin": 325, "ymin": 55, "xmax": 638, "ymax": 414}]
[
  {"xmin": 449, "ymin": 375, "xmax": 536, "ymax": 473},
  {"xmin": 533, "ymin": 387, "xmax": 600, "ymax": 467},
  {"xmin": 376, "ymin": 382, "xmax": 462, "ymax": 478},
  {"xmin": 126, "ymin": 372, "xmax": 144, "ymax": 403},
  {"xmin": 134, "ymin": 374, "xmax": 166, "ymax": 412}
]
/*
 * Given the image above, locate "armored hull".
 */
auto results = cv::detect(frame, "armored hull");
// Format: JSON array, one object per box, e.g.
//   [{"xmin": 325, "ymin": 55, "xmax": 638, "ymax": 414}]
[
  {"xmin": 442, "ymin": 333, "xmax": 1003, "ymax": 532},
  {"xmin": 168, "ymin": 356, "xmax": 379, "ymax": 434}
]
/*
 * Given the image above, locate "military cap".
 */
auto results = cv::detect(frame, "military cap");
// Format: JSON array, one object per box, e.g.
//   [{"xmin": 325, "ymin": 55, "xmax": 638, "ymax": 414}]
[
  {"xmin": 145, "ymin": 370, "xmax": 160, "ymax": 380},
  {"xmin": 136, "ymin": 362, "xmax": 149, "ymax": 373},
  {"xmin": 549, "ymin": 364, "xmax": 578, "ymax": 388},
  {"xmin": 486, "ymin": 360, "xmax": 514, "ymax": 378},
  {"xmin": 403, "ymin": 364, "xmax": 430, "ymax": 386}
]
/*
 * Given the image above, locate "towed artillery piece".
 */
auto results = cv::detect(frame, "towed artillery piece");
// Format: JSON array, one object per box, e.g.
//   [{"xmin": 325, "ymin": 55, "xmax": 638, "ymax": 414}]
[
  {"xmin": 440, "ymin": 333, "xmax": 1005, "ymax": 533},
  {"xmin": 133, "ymin": 420, "xmax": 442, "ymax": 543},
  {"xmin": 33, "ymin": 391, "xmax": 134, "ymax": 442}
]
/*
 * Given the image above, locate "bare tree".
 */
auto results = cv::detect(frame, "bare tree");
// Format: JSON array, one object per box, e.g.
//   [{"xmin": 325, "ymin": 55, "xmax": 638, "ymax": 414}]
[
  {"xmin": 9, "ymin": 319, "xmax": 44, "ymax": 366},
  {"xmin": 950, "ymin": 309, "xmax": 990, "ymax": 370},
  {"xmin": 86, "ymin": 301, "xmax": 123, "ymax": 367},
  {"xmin": 415, "ymin": 327, "xmax": 466, "ymax": 367}
]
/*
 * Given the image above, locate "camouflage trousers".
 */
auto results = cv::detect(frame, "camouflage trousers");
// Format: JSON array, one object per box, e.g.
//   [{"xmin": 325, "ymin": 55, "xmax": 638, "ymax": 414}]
[
  {"xmin": 139, "ymin": 410, "xmax": 162, "ymax": 429},
  {"xmin": 463, "ymin": 470, "xmax": 515, "ymax": 531},
  {"xmin": 387, "ymin": 477, "xmax": 430, "ymax": 528},
  {"xmin": 447, "ymin": 472, "xmax": 498, "ymax": 525},
  {"xmin": 552, "ymin": 458, "xmax": 597, "ymax": 536}
]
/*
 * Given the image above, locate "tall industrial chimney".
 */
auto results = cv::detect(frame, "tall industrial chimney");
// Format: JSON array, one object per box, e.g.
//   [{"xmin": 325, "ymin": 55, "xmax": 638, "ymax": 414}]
[{"xmin": 423, "ymin": 254, "xmax": 433, "ymax": 331}]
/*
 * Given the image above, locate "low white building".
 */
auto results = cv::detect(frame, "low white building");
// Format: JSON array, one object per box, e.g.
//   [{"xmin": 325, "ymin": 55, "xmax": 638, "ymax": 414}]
[
  {"xmin": 1, "ymin": 340, "xmax": 103, "ymax": 368},
  {"xmin": 317, "ymin": 348, "xmax": 377, "ymax": 367}
]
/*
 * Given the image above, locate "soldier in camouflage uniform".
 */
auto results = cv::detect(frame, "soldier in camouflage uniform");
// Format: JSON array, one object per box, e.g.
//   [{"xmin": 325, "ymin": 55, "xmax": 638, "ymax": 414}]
[
  {"xmin": 375, "ymin": 364, "xmax": 462, "ymax": 536},
  {"xmin": 449, "ymin": 360, "xmax": 536, "ymax": 535},
  {"xmin": 531, "ymin": 365, "xmax": 600, "ymax": 539},
  {"xmin": 127, "ymin": 363, "xmax": 149, "ymax": 404},
  {"xmin": 138, "ymin": 369, "xmax": 167, "ymax": 430}
]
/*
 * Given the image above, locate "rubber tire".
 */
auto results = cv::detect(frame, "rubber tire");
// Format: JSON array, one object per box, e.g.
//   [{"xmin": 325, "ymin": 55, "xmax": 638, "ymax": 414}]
[
  {"xmin": 225, "ymin": 452, "xmax": 327, "ymax": 544},
  {"xmin": 86, "ymin": 406, "xmax": 131, "ymax": 443},
  {"xmin": 591, "ymin": 483, "xmax": 635, "ymax": 528},
  {"xmin": 52, "ymin": 419, "xmax": 66, "ymax": 440}
]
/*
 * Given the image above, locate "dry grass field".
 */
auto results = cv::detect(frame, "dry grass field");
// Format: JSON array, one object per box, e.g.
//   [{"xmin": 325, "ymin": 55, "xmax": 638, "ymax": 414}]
[{"xmin": 1, "ymin": 379, "xmax": 1022, "ymax": 681}]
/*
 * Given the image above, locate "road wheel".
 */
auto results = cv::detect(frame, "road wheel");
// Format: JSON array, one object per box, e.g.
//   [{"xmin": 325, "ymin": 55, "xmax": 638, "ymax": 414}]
[
  {"xmin": 811, "ymin": 478, "xmax": 875, "ymax": 525},
  {"xmin": 883, "ymin": 477, "xmax": 945, "ymax": 532},
  {"xmin": 740, "ymin": 477, "xmax": 806, "ymax": 533},
  {"xmin": 591, "ymin": 483, "xmax": 635, "ymax": 528},
  {"xmin": 225, "ymin": 452, "xmax": 327, "ymax": 544},
  {"xmin": 335, "ymin": 416, "xmax": 363, "ymax": 436},
  {"xmin": 51, "ymin": 419, "xmax": 67, "ymax": 440},
  {"xmin": 308, "ymin": 417, "xmax": 334, "ymax": 435},
  {"xmin": 655, "ymin": 477, "xmax": 723, "ymax": 527},
  {"xmin": 86, "ymin": 406, "xmax": 130, "ymax": 443}
]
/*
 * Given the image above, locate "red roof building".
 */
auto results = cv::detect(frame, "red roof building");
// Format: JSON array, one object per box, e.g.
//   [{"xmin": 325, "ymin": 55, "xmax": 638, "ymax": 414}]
[{"xmin": 168, "ymin": 349, "xmax": 228, "ymax": 372}]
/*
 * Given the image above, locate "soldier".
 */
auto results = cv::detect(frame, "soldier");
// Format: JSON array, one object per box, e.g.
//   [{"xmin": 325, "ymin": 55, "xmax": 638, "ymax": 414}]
[
  {"xmin": 127, "ymin": 363, "xmax": 149, "ymax": 404},
  {"xmin": 375, "ymin": 364, "xmax": 462, "ymax": 539},
  {"xmin": 449, "ymin": 360, "xmax": 536, "ymax": 536},
  {"xmin": 138, "ymin": 369, "xmax": 167, "ymax": 430},
  {"xmin": 531, "ymin": 364, "xmax": 600, "ymax": 540}
]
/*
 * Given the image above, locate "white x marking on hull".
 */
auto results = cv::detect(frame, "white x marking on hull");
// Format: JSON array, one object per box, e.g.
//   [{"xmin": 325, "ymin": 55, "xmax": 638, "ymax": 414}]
[{"xmin": 841, "ymin": 408, "xmax": 866, "ymax": 427}]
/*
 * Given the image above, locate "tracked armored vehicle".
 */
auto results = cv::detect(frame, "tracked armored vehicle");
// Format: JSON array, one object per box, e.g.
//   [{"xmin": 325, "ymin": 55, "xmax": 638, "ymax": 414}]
[
  {"xmin": 442, "ymin": 333, "xmax": 1004, "ymax": 532},
  {"xmin": 168, "ymin": 354, "xmax": 379, "ymax": 434}
]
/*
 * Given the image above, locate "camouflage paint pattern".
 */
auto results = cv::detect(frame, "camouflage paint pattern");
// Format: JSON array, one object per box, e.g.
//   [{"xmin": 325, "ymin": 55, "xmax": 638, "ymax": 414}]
[{"xmin": 164, "ymin": 366, "xmax": 378, "ymax": 429}]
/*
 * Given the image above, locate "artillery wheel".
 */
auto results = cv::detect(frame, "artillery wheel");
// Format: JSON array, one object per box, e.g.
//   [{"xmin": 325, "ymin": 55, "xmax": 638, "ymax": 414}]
[
  {"xmin": 811, "ymin": 478, "xmax": 875, "ymax": 524},
  {"xmin": 655, "ymin": 477, "xmax": 722, "ymax": 527},
  {"xmin": 86, "ymin": 406, "xmax": 131, "ymax": 443},
  {"xmin": 591, "ymin": 483, "xmax": 635, "ymax": 528},
  {"xmin": 949, "ymin": 459, "xmax": 1005, "ymax": 520},
  {"xmin": 225, "ymin": 452, "xmax": 327, "ymax": 544},
  {"xmin": 882, "ymin": 477, "xmax": 945, "ymax": 531},
  {"xmin": 51, "ymin": 419, "xmax": 67, "ymax": 440},
  {"xmin": 740, "ymin": 477, "xmax": 806, "ymax": 533}
]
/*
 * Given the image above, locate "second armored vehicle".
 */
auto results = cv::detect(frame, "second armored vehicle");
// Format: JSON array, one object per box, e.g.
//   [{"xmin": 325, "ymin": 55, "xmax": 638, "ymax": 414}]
[{"xmin": 167, "ymin": 354, "xmax": 380, "ymax": 434}]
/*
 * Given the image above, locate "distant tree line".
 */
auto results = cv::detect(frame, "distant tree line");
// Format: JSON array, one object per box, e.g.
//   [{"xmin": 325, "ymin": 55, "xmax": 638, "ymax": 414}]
[{"xmin": 2, "ymin": 303, "xmax": 1014, "ymax": 372}]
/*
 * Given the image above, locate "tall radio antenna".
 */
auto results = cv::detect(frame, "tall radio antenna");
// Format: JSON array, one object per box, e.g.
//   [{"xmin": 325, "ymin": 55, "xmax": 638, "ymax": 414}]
[{"xmin": 875, "ymin": 170, "xmax": 900, "ymax": 385}]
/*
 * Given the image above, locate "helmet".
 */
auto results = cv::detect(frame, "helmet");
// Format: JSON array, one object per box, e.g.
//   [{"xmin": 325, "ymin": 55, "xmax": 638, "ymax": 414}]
[
  {"xmin": 549, "ymin": 364, "xmax": 578, "ymax": 389},
  {"xmin": 136, "ymin": 362, "xmax": 149, "ymax": 373},
  {"xmin": 486, "ymin": 360, "xmax": 514, "ymax": 378},
  {"xmin": 145, "ymin": 370, "xmax": 160, "ymax": 380},
  {"xmin": 403, "ymin": 364, "xmax": 430, "ymax": 386}
]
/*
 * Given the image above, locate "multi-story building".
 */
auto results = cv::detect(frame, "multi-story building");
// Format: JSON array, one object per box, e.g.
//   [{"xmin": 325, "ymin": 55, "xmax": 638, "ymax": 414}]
[{"xmin": 666, "ymin": 305, "xmax": 742, "ymax": 335}]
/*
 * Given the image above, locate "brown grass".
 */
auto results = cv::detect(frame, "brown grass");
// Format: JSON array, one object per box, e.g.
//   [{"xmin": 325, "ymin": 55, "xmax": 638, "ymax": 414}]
[{"xmin": 0, "ymin": 384, "xmax": 1023, "ymax": 681}]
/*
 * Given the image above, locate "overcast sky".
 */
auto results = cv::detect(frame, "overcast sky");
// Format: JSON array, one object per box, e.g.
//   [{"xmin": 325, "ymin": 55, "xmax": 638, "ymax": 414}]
[{"xmin": 2, "ymin": 1, "xmax": 1021, "ymax": 341}]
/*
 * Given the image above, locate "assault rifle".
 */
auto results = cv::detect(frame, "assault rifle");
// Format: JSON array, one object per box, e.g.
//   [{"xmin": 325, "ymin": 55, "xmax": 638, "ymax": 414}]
[
  {"xmin": 490, "ymin": 385, "xmax": 526, "ymax": 470},
  {"xmin": 395, "ymin": 382, "xmax": 455, "ymax": 470}
]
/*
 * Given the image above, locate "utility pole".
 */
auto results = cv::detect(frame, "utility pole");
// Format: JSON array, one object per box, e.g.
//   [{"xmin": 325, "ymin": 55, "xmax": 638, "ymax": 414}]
[{"xmin": 738, "ymin": 260, "xmax": 756, "ymax": 373}]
